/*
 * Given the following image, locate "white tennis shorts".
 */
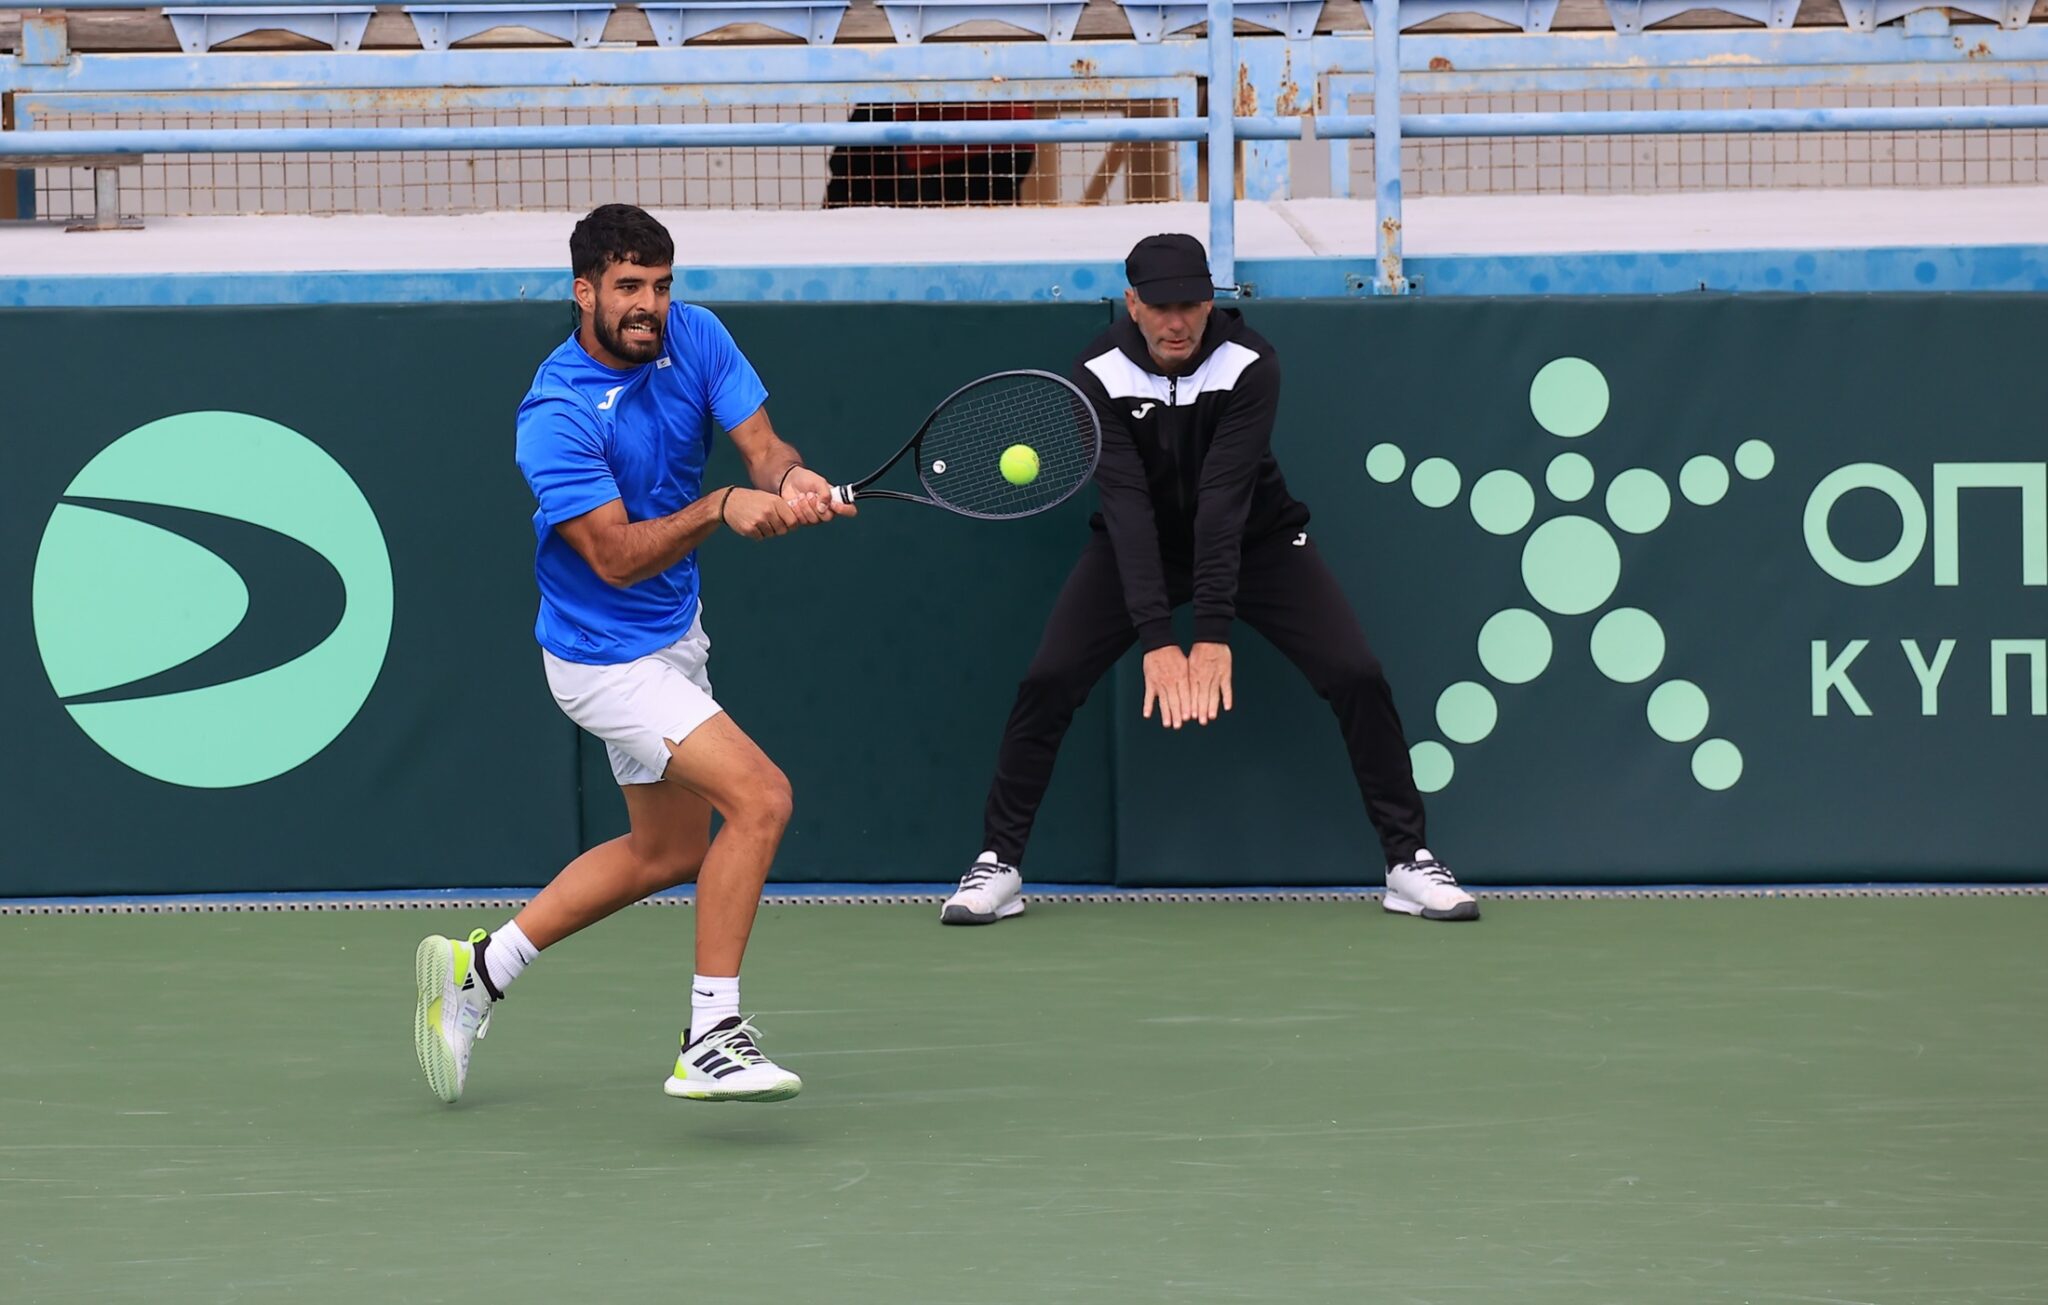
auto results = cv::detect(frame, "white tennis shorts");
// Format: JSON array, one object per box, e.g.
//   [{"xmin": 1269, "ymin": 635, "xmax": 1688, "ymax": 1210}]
[{"xmin": 542, "ymin": 609, "xmax": 722, "ymax": 787}]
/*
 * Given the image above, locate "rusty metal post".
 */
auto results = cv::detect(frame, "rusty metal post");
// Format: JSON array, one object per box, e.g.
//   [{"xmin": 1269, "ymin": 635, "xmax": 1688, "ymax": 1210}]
[{"xmin": 1372, "ymin": 0, "xmax": 1408, "ymax": 295}]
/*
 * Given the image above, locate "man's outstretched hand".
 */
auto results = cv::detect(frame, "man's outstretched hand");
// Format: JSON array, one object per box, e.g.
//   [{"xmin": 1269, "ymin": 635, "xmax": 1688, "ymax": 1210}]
[
  {"xmin": 1187, "ymin": 641, "xmax": 1234, "ymax": 725},
  {"xmin": 1143, "ymin": 643, "xmax": 1234, "ymax": 728},
  {"xmin": 1142, "ymin": 646, "xmax": 1192, "ymax": 730}
]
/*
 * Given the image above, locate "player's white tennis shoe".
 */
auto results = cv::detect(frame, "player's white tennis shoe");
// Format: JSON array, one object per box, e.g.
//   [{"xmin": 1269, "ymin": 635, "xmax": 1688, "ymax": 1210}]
[
  {"xmin": 413, "ymin": 928, "xmax": 499, "ymax": 1103},
  {"xmin": 1384, "ymin": 851, "xmax": 1480, "ymax": 921},
  {"xmin": 665, "ymin": 1017, "xmax": 802, "ymax": 1102},
  {"xmin": 940, "ymin": 854, "xmax": 1024, "ymax": 925}
]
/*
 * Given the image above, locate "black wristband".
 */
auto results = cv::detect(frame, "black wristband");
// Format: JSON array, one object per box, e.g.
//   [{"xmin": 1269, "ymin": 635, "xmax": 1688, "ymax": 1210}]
[
  {"xmin": 718, "ymin": 485, "xmax": 737, "ymax": 527},
  {"xmin": 776, "ymin": 462, "xmax": 805, "ymax": 495}
]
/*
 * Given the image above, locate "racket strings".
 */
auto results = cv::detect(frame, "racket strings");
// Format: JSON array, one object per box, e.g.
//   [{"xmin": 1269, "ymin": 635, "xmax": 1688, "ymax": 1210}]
[{"xmin": 916, "ymin": 374, "xmax": 1098, "ymax": 520}]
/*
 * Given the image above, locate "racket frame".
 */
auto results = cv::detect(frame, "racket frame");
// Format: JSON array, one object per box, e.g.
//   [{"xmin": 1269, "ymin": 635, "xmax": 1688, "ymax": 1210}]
[{"xmin": 830, "ymin": 369, "xmax": 1101, "ymax": 519}]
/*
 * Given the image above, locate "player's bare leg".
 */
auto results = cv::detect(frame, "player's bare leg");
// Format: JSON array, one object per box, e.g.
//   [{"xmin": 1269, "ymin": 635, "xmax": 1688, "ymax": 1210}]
[
  {"xmin": 515, "ymin": 783, "xmax": 712, "ymax": 948},
  {"xmin": 654, "ymin": 713, "xmax": 792, "ymax": 975},
  {"xmin": 414, "ymin": 765, "xmax": 718, "ymax": 1104},
  {"xmin": 415, "ymin": 715, "xmax": 799, "ymax": 1103},
  {"xmin": 655, "ymin": 714, "xmax": 803, "ymax": 1100}
]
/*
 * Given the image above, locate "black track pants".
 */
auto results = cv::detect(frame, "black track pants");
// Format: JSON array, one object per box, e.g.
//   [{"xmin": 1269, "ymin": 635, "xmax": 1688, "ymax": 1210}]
[{"xmin": 979, "ymin": 529, "xmax": 1429, "ymax": 869}]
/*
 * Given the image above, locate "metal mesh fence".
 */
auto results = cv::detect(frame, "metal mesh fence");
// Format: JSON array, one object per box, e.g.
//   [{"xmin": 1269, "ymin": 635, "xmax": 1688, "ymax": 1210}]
[
  {"xmin": 1349, "ymin": 82, "xmax": 2048, "ymax": 194},
  {"xmin": 28, "ymin": 99, "xmax": 1182, "ymax": 218},
  {"xmin": 27, "ymin": 82, "xmax": 2048, "ymax": 215}
]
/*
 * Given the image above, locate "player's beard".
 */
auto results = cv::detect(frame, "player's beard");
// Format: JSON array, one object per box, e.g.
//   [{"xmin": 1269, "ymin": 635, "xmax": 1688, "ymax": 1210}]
[{"xmin": 594, "ymin": 299, "xmax": 664, "ymax": 365}]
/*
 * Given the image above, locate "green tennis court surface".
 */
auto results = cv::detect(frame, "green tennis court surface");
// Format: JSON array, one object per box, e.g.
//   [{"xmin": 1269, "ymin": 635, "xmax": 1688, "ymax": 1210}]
[{"xmin": 6, "ymin": 898, "xmax": 2045, "ymax": 1304}]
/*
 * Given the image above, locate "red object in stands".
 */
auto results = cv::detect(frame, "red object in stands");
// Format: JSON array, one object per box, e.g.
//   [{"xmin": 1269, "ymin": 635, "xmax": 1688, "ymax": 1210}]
[{"xmin": 899, "ymin": 103, "xmax": 1037, "ymax": 171}]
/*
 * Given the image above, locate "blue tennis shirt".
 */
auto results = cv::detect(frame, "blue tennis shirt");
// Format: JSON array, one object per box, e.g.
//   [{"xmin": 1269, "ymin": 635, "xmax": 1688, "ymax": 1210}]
[{"xmin": 515, "ymin": 302, "xmax": 768, "ymax": 664}]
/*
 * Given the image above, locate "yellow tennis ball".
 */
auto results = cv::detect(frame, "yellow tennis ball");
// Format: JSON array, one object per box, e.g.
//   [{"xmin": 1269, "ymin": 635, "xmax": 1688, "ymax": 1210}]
[{"xmin": 1000, "ymin": 444, "xmax": 1040, "ymax": 486}]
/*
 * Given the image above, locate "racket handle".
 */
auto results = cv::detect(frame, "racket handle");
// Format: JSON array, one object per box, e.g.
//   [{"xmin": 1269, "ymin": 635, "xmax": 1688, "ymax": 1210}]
[{"xmin": 832, "ymin": 484, "xmax": 856, "ymax": 506}]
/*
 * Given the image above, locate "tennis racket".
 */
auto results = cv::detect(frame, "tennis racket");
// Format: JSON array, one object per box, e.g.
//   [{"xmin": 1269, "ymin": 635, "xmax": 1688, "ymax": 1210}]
[{"xmin": 831, "ymin": 370, "xmax": 1102, "ymax": 520}]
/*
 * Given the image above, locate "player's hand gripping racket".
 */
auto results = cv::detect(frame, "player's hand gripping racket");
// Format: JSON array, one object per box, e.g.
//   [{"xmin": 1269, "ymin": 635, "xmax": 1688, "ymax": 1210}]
[{"xmin": 831, "ymin": 370, "xmax": 1102, "ymax": 520}]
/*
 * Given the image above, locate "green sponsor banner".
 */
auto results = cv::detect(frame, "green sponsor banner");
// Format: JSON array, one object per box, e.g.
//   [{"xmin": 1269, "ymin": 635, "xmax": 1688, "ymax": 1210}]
[
  {"xmin": 1114, "ymin": 295, "xmax": 2048, "ymax": 884},
  {"xmin": 0, "ymin": 302, "xmax": 1111, "ymax": 895},
  {"xmin": 1, "ymin": 296, "xmax": 2041, "ymax": 894},
  {"xmin": 1, "ymin": 304, "xmax": 579, "ymax": 896}
]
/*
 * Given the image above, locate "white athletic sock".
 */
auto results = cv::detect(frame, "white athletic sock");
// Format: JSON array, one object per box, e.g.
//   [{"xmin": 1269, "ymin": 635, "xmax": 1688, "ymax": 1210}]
[
  {"xmin": 978, "ymin": 850, "xmax": 1001, "ymax": 866},
  {"xmin": 482, "ymin": 921, "xmax": 538, "ymax": 997},
  {"xmin": 690, "ymin": 974, "xmax": 740, "ymax": 1041}
]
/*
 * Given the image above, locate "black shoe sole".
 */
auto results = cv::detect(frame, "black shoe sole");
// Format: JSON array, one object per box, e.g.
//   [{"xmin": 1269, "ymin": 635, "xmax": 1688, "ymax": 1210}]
[
  {"xmin": 1422, "ymin": 902, "xmax": 1481, "ymax": 921},
  {"xmin": 940, "ymin": 906, "xmax": 1003, "ymax": 925}
]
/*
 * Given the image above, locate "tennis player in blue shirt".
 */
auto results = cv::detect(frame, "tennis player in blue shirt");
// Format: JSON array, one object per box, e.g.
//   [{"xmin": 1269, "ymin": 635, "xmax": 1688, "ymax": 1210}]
[{"xmin": 413, "ymin": 205, "xmax": 851, "ymax": 1105}]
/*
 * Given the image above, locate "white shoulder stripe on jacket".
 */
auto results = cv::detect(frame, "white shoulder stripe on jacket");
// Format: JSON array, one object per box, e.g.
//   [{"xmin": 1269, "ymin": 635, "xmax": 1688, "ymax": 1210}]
[{"xmin": 1084, "ymin": 340, "xmax": 1261, "ymax": 408}]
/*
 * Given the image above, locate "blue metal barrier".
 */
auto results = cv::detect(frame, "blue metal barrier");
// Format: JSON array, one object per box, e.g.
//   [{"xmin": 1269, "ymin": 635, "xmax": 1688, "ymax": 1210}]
[
  {"xmin": 6, "ymin": 1, "xmax": 2048, "ymax": 292},
  {"xmin": 1206, "ymin": 0, "xmax": 1235, "ymax": 292},
  {"xmin": 0, "ymin": 119, "xmax": 1259, "ymax": 153}
]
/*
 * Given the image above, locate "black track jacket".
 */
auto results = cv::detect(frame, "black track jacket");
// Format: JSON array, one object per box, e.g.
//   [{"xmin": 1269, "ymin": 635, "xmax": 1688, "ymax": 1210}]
[{"xmin": 1072, "ymin": 308, "xmax": 1310, "ymax": 651}]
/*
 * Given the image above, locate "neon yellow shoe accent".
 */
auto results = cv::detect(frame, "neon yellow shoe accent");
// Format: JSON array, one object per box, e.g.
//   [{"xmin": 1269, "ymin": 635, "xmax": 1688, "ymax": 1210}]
[
  {"xmin": 453, "ymin": 929, "xmax": 484, "ymax": 987},
  {"xmin": 413, "ymin": 932, "xmax": 491, "ymax": 1105},
  {"xmin": 663, "ymin": 1019, "xmax": 802, "ymax": 1103},
  {"xmin": 414, "ymin": 935, "xmax": 460, "ymax": 1102}
]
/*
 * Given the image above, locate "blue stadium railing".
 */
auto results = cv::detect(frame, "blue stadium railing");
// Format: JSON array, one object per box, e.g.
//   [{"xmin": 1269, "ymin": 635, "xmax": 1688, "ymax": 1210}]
[{"xmin": 5, "ymin": 0, "xmax": 2048, "ymax": 292}]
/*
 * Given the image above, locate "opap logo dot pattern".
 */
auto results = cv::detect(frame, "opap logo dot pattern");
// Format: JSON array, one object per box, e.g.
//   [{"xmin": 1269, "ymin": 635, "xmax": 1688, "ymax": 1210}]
[{"xmin": 1367, "ymin": 359, "xmax": 1773, "ymax": 794}]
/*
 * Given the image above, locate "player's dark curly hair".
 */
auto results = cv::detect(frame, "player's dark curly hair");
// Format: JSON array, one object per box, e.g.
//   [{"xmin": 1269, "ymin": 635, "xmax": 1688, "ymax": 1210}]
[{"xmin": 569, "ymin": 204, "xmax": 675, "ymax": 282}]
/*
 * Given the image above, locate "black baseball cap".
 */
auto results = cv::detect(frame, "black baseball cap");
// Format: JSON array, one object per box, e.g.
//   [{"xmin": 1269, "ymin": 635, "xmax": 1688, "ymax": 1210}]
[{"xmin": 1125, "ymin": 233, "xmax": 1215, "ymax": 305}]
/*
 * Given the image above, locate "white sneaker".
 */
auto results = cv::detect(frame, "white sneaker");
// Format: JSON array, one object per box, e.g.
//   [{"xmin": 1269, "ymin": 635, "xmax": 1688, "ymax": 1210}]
[
  {"xmin": 413, "ymin": 929, "xmax": 497, "ymax": 1103},
  {"xmin": 664, "ymin": 1017, "xmax": 802, "ymax": 1102},
  {"xmin": 940, "ymin": 855, "xmax": 1024, "ymax": 925},
  {"xmin": 1384, "ymin": 851, "xmax": 1480, "ymax": 921}
]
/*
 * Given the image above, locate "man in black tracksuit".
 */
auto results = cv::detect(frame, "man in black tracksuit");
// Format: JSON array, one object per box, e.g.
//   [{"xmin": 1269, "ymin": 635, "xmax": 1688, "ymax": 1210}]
[{"xmin": 940, "ymin": 234, "xmax": 1478, "ymax": 926}]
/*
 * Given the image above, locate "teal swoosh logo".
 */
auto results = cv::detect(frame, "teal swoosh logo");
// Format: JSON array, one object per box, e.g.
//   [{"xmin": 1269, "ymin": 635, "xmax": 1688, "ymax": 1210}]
[{"xmin": 32, "ymin": 412, "xmax": 394, "ymax": 789}]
